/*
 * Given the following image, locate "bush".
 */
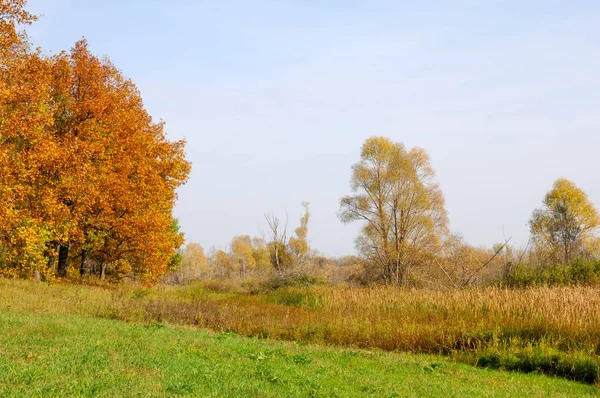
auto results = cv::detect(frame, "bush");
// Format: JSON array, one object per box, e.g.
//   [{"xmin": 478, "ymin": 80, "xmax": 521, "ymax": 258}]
[
  {"xmin": 505, "ymin": 260, "xmax": 600, "ymax": 287},
  {"xmin": 201, "ymin": 278, "xmax": 244, "ymax": 293},
  {"xmin": 258, "ymin": 274, "xmax": 324, "ymax": 293},
  {"xmin": 264, "ymin": 288, "xmax": 321, "ymax": 310}
]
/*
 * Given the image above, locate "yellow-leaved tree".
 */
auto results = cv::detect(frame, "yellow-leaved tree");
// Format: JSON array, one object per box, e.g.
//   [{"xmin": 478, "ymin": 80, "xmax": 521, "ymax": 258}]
[
  {"xmin": 170, "ymin": 242, "xmax": 208, "ymax": 284},
  {"xmin": 530, "ymin": 178, "xmax": 600, "ymax": 264},
  {"xmin": 288, "ymin": 201, "xmax": 310, "ymax": 264},
  {"xmin": 231, "ymin": 235, "xmax": 257, "ymax": 279},
  {"xmin": 339, "ymin": 136, "xmax": 448, "ymax": 285}
]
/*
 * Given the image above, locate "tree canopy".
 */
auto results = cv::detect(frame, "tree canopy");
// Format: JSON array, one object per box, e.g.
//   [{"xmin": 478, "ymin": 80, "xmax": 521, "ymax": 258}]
[
  {"xmin": 339, "ymin": 136, "xmax": 448, "ymax": 285},
  {"xmin": 0, "ymin": 1, "xmax": 190, "ymax": 283},
  {"xmin": 530, "ymin": 178, "xmax": 600, "ymax": 265}
]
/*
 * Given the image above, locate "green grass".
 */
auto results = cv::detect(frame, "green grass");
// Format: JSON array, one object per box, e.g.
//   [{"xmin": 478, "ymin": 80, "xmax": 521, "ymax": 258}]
[{"xmin": 0, "ymin": 310, "xmax": 597, "ymax": 397}]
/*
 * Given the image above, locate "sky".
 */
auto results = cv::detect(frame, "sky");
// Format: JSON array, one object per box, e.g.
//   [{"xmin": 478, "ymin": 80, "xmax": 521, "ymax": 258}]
[{"xmin": 24, "ymin": 0, "xmax": 600, "ymax": 256}]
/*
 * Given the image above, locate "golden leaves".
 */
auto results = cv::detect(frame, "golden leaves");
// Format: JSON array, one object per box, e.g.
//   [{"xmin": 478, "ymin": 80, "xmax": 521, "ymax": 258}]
[
  {"xmin": 339, "ymin": 136, "xmax": 448, "ymax": 285},
  {"xmin": 530, "ymin": 179, "xmax": 600, "ymax": 264},
  {"xmin": 0, "ymin": 4, "xmax": 190, "ymax": 282}
]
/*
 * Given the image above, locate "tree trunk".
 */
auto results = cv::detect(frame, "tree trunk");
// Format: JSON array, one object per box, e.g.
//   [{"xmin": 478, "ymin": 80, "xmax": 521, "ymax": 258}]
[
  {"xmin": 46, "ymin": 242, "xmax": 58, "ymax": 270},
  {"xmin": 80, "ymin": 249, "xmax": 87, "ymax": 276},
  {"xmin": 56, "ymin": 244, "xmax": 69, "ymax": 277},
  {"xmin": 46, "ymin": 253, "xmax": 56, "ymax": 271},
  {"xmin": 100, "ymin": 263, "xmax": 107, "ymax": 281}
]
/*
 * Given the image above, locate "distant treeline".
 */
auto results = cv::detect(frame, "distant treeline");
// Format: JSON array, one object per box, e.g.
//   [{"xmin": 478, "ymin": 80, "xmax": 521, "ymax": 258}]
[{"xmin": 172, "ymin": 138, "xmax": 600, "ymax": 290}]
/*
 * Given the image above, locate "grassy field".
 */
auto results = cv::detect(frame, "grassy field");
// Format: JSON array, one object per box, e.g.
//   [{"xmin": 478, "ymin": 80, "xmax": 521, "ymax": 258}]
[
  {"xmin": 1, "ymin": 279, "xmax": 600, "ymax": 387},
  {"xmin": 1, "ymin": 309, "xmax": 598, "ymax": 397}
]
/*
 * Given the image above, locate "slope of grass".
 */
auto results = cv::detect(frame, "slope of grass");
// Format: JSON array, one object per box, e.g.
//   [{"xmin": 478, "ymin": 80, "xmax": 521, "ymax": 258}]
[{"xmin": 0, "ymin": 310, "xmax": 597, "ymax": 397}]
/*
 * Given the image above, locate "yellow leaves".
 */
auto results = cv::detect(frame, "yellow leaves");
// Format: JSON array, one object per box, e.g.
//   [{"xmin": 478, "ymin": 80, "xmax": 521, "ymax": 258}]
[
  {"xmin": 0, "ymin": 217, "xmax": 52, "ymax": 275},
  {"xmin": 213, "ymin": 250, "xmax": 233, "ymax": 273},
  {"xmin": 232, "ymin": 236, "xmax": 256, "ymax": 271},
  {"xmin": 340, "ymin": 136, "xmax": 448, "ymax": 285},
  {"xmin": 360, "ymin": 136, "xmax": 400, "ymax": 161},
  {"xmin": 289, "ymin": 202, "xmax": 310, "ymax": 262},
  {"xmin": 530, "ymin": 178, "xmax": 600, "ymax": 264},
  {"xmin": 545, "ymin": 179, "xmax": 600, "ymax": 227}
]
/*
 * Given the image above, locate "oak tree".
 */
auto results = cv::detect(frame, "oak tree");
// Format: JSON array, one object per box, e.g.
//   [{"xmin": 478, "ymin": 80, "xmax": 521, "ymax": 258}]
[
  {"xmin": 0, "ymin": 0, "xmax": 56, "ymax": 277},
  {"xmin": 1, "ymin": 7, "xmax": 190, "ymax": 283}
]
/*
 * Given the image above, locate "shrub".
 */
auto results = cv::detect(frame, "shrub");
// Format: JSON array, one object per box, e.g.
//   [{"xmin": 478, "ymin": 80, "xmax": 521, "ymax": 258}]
[
  {"xmin": 201, "ymin": 278, "xmax": 244, "ymax": 293},
  {"xmin": 258, "ymin": 274, "xmax": 324, "ymax": 293},
  {"xmin": 505, "ymin": 260, "xmax": 600, "ymax": 287}
]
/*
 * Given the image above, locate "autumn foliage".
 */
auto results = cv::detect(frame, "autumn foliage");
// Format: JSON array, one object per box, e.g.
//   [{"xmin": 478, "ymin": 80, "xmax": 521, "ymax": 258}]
[
  {"xmin": 3, "ymin": 1, "xmax": 600, "ymax": 290},
  {"xmin": 0, "ymin": 1, "xmax": 190, "ymax": 282}
]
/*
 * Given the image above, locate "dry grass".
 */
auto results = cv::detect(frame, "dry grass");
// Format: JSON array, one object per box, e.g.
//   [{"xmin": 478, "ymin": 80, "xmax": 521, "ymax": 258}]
[{"xmin": 1, "ymin": 279, "xmax": 599, "ymax": 383}]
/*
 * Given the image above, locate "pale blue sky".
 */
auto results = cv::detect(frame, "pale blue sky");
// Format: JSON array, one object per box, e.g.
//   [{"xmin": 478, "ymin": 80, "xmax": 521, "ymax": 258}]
[{"xmin": 25, "ymin": 0, "xmax": 600, "ymax": 255}]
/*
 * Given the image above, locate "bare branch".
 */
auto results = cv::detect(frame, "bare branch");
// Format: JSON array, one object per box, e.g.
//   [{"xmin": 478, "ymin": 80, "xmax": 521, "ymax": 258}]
[{"xmin": 463, "ymin": 237, "xmax": 512, "ymax": 287}]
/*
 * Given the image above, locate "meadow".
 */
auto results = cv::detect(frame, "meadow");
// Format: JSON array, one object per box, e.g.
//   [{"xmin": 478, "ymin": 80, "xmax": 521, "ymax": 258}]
[
  {"xmin": 1, "ymin": 279, "xmax": 599, "ymax": 387},
  {"xmin": 3, "ymin": 309, "xmax": 598, "ymax": 397}
]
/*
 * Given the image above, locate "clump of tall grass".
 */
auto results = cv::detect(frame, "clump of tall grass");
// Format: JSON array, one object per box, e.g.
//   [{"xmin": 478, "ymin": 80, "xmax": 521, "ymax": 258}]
[{"xmin": 475, "ymin": 344, "xmax": 599, "ymax": 384}]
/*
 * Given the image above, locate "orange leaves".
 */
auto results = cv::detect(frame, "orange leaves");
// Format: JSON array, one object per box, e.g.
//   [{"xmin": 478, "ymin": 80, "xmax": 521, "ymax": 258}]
[
  {"xmin": 0, "ymin": 4, "xmax": 190, "ymax": 283},
  {"xmin": 0, "ymin": 1, "xmax": 36, "ymax": 53},
  {"xmin": 41, "ymin": 40, "xmax": 191, "ymax": 282},
  {"xmin": 0, "ymin": 3, "xmax": 56, "ymax": 275},
  {"xmin": 0, "ymin": 0, "xmax": 36, "ymax": 25}
]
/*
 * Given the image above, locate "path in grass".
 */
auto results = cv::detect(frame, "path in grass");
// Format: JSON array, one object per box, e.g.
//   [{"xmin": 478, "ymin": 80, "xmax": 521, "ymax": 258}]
[{"xmin": 0, "ymin": 310, "xmax": 596, "ymax": 397}]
